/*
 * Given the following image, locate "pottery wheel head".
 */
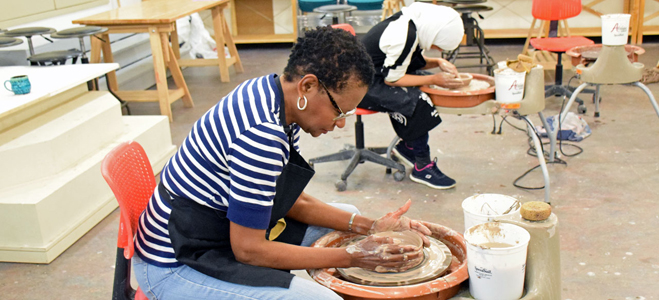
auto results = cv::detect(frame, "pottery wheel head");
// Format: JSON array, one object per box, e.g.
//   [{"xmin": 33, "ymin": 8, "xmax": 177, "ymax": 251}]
[{"xmin": 337, "ymin": 236, "xmax": 453, "ymax": 286}]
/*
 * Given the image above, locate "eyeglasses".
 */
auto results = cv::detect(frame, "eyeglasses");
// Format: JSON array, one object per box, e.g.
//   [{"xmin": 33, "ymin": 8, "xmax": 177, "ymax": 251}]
[{"xmin": 318, "ymin": 79, "xmax": 356, "ymax": 121}]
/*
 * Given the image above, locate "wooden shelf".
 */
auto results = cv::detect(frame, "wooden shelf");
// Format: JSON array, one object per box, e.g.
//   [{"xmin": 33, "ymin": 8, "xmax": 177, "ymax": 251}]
[
  {"xmin": 230, "ymin": 0, "xmax": 298, "ymax": 44},
  {"xmin": 233, "ymin": 33, "xmax": 297, "ymax": 44}
]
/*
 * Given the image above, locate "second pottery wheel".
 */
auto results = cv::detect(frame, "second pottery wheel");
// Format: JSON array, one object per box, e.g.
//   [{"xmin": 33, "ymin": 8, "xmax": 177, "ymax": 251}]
[{"xmin": 337, "ymin": 236, "xmax": 453, "ymax": 286}]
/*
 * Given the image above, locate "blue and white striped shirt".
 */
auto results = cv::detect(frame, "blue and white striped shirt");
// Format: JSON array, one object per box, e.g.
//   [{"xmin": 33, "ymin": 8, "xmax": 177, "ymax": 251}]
[{"xmin": 135, "ymin": 74, "xmax": 300, "ymax": 267}]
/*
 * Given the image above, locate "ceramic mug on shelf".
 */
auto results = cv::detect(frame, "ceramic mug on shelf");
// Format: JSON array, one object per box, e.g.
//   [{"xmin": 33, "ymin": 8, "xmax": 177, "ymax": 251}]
[{"xmin": 4, "ymin": 75, "xmax": 31, "ymax": 95}]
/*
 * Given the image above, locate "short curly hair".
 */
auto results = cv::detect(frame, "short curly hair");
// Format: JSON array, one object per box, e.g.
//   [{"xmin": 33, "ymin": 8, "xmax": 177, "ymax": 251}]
[{"xmin": 283, "ymin": 26, "xmax": 374, "ymax": 92}]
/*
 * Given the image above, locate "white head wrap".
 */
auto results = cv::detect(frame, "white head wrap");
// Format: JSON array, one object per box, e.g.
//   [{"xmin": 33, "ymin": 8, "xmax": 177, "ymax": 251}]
[{"xmin": 401, "ymin": 2, "xmax": 464, "ymax": 51}]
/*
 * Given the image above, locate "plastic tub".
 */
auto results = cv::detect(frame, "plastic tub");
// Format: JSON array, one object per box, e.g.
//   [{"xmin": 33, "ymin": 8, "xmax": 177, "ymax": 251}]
[
  {"xmin": 601, "ymin": 14, "xmax": 631, "ymax": 46},
  {"xmin": 464, "ymin": 222, "xmax": 531, "ymax": 300},
  {"xmin": 462, "ymin": 194, "xmax": 521, "ymax": 232}
]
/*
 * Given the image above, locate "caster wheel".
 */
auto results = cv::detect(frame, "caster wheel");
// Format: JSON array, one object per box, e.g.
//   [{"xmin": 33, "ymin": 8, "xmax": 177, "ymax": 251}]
[
  {"xmin": 577, "ymin": 105, "xmax": 587, "ymax": 114},
  {"xmin": 594, "ymin": 112, "xmax": 600, "ymax": 117},
  {"xmin": 335, "ymin": 180, "xmax": 347, "ymax": 192},
  {"xmin": 386, "ymin": 167, "xmax": 392, "ymax": 174},
  {"xmin": 308, "ymin": 161, "xmax": 314, "ymax": 170},
  {"xmin": 393, "ymin": 171, "xmax": 405, "ymax": 182}
]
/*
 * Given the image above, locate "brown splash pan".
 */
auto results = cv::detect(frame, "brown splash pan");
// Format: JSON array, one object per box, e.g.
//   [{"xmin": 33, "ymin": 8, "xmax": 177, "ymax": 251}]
[
  {"xmin": 566, "ymin": 44, "xmax": 645, "ymax": 67},
  {"xmin": 420, "ymin": 73, "xmax": 495, "ymax": 108},
  {"xmin": 308, "ymin": 222, "xmax": 468, "ymax": 300}
]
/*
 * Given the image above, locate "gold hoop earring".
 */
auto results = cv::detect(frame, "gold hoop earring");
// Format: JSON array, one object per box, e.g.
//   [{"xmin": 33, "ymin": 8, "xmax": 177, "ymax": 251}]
[{"xmin": 297, "ymin": 95, "xmax": 308, "ymax": 111}]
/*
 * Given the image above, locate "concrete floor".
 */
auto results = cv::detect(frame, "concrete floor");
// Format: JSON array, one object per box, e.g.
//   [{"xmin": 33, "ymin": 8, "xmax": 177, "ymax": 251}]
[{"xmin": 1, "ymin": 39, "xmax": 658, "ymax": 300}]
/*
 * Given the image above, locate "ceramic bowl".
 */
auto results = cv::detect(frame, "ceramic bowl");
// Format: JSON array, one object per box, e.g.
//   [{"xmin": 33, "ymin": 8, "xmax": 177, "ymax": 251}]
[{"xmin": 456, "ymin": 73, "xmax": 473, "ymax": 87}]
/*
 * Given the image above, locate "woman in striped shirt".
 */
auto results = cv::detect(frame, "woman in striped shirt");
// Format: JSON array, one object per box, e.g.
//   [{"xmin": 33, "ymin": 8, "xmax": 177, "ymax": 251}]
[{"xmin": 132, "ymin": 26, "xmax": 432, "ymax": 300}]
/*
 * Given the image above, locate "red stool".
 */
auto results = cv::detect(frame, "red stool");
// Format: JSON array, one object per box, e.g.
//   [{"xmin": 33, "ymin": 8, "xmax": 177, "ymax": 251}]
[
  {"xmin": 528, "ymin": 0, "xmax": 594, "ymax": 113},
  {"xmin": 308, "ymin": 108, "xmax": 405, "ymax": 191}
]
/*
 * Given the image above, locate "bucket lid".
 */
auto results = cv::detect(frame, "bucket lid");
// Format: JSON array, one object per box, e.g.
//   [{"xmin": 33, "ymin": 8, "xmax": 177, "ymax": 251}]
[{"xmin": 520, "ymin": 201, "xmax": 551, "ymax": 221}]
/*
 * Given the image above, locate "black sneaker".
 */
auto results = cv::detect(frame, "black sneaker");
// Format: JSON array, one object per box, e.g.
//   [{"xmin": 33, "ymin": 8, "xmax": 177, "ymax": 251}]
[
  {"xmin": 410, "ymin": 159, "xmax": 456, "ymax": 189},
  {"xmin": 392, "ymin": 141, "xmax": 415, "ymax": 168}
]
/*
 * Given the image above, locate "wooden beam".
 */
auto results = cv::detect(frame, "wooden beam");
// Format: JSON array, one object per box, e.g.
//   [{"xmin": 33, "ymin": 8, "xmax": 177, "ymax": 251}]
[{"xmin": 582, "ymin": 6, "xmax": 603, "ymax": 17}]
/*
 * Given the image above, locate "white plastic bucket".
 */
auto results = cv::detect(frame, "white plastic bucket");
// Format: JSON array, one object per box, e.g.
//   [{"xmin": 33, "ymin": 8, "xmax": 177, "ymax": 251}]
[
  {"xmin": 601, "ymin": 14, "xmax": 630, "ymax": 46},
  {"xmin": 464, "ymin": 222, "xmax": 531, "ymax": 300},
  {"xmin": 494, "ymin": 68, "xmax": 525, "ymax": 103},
  {"xmin": 462, "ymin": 194, "xmax": 521, "ymax": 232}
]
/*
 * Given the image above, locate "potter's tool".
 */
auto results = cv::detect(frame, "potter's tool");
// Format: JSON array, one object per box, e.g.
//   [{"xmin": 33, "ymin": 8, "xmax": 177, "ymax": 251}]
[{"xmin": 337, "ymin": 236, "xmax": 452, "ymax": 286}]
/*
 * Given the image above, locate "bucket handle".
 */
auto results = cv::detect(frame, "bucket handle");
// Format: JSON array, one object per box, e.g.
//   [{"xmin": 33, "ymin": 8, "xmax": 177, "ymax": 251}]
[{"xmin": 479, "ymin": 200, "xmax": 520, "ymax": 215}]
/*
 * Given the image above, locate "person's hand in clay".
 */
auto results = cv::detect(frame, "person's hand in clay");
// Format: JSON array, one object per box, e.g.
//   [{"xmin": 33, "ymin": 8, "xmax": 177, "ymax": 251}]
[
  {"xmin": 368, "ymin": 200, "xmax": 432, "ymax": 246},
  {"xmin": 345, "ymin": 235, "xmax": 424, "ymax": 273},
  {"xmin": 437, "ymin": 58, "xmax": 459, "ymax": 77},
  {"xmin": 431, "ymin": 72, "xmax": 464, "ymax": 89}
]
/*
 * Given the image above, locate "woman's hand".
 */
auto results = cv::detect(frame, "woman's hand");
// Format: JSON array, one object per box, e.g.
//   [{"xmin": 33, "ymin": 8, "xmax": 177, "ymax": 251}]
[
  {"xmin": 432, "ymin": 72, "xmax": 464, "ymax": 89},
  {"xmin": 367, "ymin": 200, "xmax": 432, "ymax": 246},
  {"xmin": 346, "ymin": 235, "xmax": 424, "ymax": 273},
  {"xmin": 437, "ymin": 58, "xmax": 459, "ymax": 76}
]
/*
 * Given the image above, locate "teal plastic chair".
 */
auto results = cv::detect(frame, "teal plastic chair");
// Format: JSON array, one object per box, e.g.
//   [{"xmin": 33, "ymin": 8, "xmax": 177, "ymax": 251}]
[{"xmin": 347, "ymin": 0, "xmax": 384, "ymax": 10}]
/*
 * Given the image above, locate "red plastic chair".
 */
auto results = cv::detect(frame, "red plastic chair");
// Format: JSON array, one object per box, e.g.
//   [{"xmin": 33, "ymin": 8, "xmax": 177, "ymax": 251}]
[
  {"xmin": 101, "ymin": 141, "xmax": 153, "ymax": 300},
  {"xmin": 528, "ymin": 0, "xmax": 593, "ymax": 111},
  {"xmin": 309, "ymin": 24, "xmax": 406, "ymax": 191},
  {"xmin": 331, "ymin": 23, "xmax": 356, "ymax": 36}
]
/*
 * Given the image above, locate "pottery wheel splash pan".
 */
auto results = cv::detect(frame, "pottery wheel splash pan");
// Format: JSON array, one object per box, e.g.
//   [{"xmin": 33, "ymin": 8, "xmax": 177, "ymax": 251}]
[
  {"xmin": 420, "ymin": 73, "xmax": 495, "ymax": 108},
  {"xmin": 336, "ymin": 236, "xmax": 453, "ymax": 286}
]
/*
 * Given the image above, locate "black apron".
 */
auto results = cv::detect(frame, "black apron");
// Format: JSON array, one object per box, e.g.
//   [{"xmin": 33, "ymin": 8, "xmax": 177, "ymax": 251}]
[
  {"xmin": 167, "ymin": 77, "xmax": 315, "ymax": 288},
  {"xmin": 360, "ymin": 12, "xmax": 428, "ymax": 117}
]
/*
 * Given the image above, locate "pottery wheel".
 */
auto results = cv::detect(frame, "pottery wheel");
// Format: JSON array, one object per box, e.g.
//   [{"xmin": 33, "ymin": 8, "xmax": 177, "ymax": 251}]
[{"xmin": 337, "ymin": 236, "xmax": 452, "ymax": 286}]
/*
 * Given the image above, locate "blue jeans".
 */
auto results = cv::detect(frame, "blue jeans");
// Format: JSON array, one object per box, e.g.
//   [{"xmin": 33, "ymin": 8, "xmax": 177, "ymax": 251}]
[{"xmin": 133, "ymin": 203, "xmax": 359, "ymax": 300}]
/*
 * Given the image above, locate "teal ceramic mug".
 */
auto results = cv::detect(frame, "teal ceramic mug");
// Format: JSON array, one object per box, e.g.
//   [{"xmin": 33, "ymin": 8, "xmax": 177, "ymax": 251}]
[{"xmin": 4, "ymin": 75, "xmax": 31, "ymax": 95}]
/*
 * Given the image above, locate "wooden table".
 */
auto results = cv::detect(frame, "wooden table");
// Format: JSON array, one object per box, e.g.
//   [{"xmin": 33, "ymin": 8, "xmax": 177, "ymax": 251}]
[{"xmin": 73, "ymin": 0, "xmax": 244, "ymax": 121}]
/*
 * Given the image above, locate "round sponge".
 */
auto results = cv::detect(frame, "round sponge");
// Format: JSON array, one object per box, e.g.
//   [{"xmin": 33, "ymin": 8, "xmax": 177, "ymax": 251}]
[{"xmin": 520, "ymin": 201, "xmax": 551, "ymax": 221}]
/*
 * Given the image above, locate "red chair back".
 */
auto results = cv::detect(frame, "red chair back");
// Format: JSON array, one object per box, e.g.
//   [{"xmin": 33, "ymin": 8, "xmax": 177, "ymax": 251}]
[
  {"xmin": 331, "ymin": 23, "xmax": 356, "ymax": 36},
  {"xmin": 532, "ymin": 0, "xmax": 582, "ymax": 21},
  {"xmin": 101, "ymin": 141, "xmax": 156, "ymax": 260}
]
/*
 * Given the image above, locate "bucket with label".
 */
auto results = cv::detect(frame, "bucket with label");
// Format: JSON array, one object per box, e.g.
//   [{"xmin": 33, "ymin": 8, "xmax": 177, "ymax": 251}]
[
  {"xmin": 494, "ymin": 68, "xmax": 525, "ymax": 103},
  {"xmin": 601, "ymin": 14, "xmax": 630, "ymax": 46},
  {"xmin": 462, "ymin": 194, "xmax": 521, "ymax": 232},
  {"xmin": 464, "ymin": 222, "xmax": 531, "ymax": 300}
]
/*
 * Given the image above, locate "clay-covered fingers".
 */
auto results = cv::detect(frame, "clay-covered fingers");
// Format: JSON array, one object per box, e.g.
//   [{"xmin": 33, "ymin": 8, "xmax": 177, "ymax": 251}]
[
  {"xmin": 368, "ymin": 200, "xmax": 414, "ymax": 234},
  {"xmin": 410, "ymin": 219, "xmax": 432, "ymax": 247},
  {"xmin": 348, "ymin": 244, "xmax": 424, "ymax": 272},
  {"xmin": 435, "ymin": 73, "xmax": 463, "ymax": 89},
  {"xmin": 387, "ymin": 199, "xmax": 412, "ymax": 219},
  {"xmin": 438, "ymin": 60, "xmax": 458, "ymax": 76}
]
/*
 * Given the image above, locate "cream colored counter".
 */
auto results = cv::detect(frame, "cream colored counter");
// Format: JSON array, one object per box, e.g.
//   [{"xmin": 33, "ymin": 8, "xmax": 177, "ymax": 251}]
[{"xmin": 0, "ymin": 64, "xmax": 176, "ymax": 263}]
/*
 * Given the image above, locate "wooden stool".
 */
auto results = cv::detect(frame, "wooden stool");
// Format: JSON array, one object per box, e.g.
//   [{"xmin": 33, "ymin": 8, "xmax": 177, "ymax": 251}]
[{"xmin": 381, "ymin": 0, "xmax": 405, "ymax": 20}]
